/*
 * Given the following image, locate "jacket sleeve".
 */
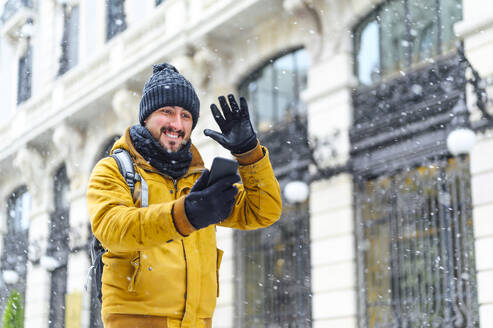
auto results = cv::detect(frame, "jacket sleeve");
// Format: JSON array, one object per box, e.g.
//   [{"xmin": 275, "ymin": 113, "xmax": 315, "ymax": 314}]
[
  {"xmin": 86, "ymin": 157, "xmax": 186, "ymax": 252},
  {"xmin": 218, "ymin": 144, "xmax": 282, "ymax": 230}
]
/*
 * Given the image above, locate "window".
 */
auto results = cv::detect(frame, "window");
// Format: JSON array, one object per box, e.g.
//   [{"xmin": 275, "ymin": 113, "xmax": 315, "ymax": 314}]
[
  {"xmin": 48, "ymin": 165, "xmax": 70, "ymax": 328},
  {"xmin": 353, "ymin": 0, "xmax": 462, "ymax": 85},
  {"xmin": 155, "ymin": 0, "xmax": 165, "ymax": 6},
  {"xmin": 238, "ymin": 48, "xmax": 310, "ymax": 133},
  {"xmin": 58, "ymin": 4, "xmax": 79, "ymax": 75},
  {"xmin": 235, "ymin": 48, "xmax": 312, "ymax": 327},
  {"xmin": 355, "ymin": 158, "xmax": 479, "ymax": 327},
  {"xmin": 0, "ymin": 187, "xmax": 31, "ymax": 312},
  {"xmin": 106, "ymin": 0, "xmax": 126, "ymax": 41},
  {"xmin": 17, "ymin": 43, "xmax": 32, "ymax": 104}
]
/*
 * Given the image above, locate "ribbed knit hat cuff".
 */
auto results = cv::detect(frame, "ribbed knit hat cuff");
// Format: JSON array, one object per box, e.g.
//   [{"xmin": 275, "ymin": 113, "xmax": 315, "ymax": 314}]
[{"xmin": 139, "ymin": 85, "xmax": 200, "ymax": 128}]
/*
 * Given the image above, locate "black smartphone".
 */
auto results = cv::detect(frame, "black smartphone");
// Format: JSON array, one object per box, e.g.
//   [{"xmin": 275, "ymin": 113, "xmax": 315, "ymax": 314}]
[{"xmin": 207, "ymin": 157, "xmax": 238, "ymax": 186}]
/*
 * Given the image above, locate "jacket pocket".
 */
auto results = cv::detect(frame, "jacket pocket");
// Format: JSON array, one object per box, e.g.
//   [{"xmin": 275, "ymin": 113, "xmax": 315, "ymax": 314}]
[
  {"xmin": 216, "ymin": 248, "xmax": 224, "ymax": 297},
  {"xmin": 128, "ymin": 252, "xmax": 141, "ymax": 292}
]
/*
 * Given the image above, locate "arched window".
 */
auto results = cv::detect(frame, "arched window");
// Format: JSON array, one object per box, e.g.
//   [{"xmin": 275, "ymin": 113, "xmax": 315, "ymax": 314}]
[
  {"xmin": 238, "ymin": 48, "xmax": 310, "ymax": 133},
  {"xmin": 351, "ymin": 1, "xmax": 480, "ymax": 327},
  {"xmin": 235, "ymin": 48, "xmax": 312, "ymax": 327},
  {"xmin": 0, "ymin": 187, "xmax": 31, "ymax": 313},
  {"xmin": 353, "ymin": 0, "xmax": 462, "ymax": 85},
  {"xmin": 48, "ymin": 165, "xmax": 70, "ymax": 328}
]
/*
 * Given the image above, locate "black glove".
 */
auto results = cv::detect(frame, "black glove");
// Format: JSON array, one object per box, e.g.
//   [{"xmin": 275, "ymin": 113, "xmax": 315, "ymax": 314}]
[
  {"xmin": 184, "ymin": 169, "xmax": 240, "ymax": 230},
  {"xmin": 204, "ymin": 94, "xmax": 258, "ymax": 154}
]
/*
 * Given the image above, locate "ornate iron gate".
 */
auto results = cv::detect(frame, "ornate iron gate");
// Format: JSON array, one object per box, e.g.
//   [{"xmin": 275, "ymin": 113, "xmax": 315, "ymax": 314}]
[
  {"xmin": 355, "ymin": 157, "xmax": 479, "ymax": 327},
  {"xmin": 351, "ymin": 51, "xmax": 480, "ymax": 327}
]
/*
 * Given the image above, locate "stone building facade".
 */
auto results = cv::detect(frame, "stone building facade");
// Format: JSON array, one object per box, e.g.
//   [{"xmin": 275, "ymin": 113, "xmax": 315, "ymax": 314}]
[{"xmin": 0, "ymin": 0, "xmax": 492, "ymax": 327}]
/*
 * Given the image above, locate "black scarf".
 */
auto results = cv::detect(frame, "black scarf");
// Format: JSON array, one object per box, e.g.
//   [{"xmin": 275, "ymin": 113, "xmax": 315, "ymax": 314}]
[{"xmin": 129, "ymin": 124, "xmax": 192, "ymax": 179}]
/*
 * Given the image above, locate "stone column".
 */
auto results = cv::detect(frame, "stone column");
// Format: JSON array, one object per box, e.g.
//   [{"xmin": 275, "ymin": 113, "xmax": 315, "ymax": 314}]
[
  {"xmin": 13, "ymin": 146, "xmax": 52, "ymax": 328},
  {"xmin": 456, "ymin": 2, "xmax": 493, "ymax": 326},
  {"xmin": 300, "ymin": 7, "xmax": 357, "ymax": 326}
]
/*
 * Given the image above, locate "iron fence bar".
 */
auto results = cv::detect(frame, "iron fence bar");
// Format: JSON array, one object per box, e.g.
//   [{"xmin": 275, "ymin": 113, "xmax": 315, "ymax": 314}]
[{"xmin": 449, "ymin": 161, "xmax": 467, "ymax": 327}]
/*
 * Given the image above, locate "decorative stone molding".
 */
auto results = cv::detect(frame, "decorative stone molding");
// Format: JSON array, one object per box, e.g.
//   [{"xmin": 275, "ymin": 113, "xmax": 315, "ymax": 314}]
[
  {"xmin": 111, "ymin": 88, "xmax": 140, "ymax": 127},
  {"xmin": 171, "ymin": 45, "xmax": 218, "ymax": 90},
  {"xmin": 282, "ymin": 0, "xmax": 323, "ymax": 59},
  {"xmin": 52, "ymin": 123, "xmax": 86, "ymax": 190},
  {"xmin": 13, "ymin": 146, "xmax": 49, "ymax": 210}
]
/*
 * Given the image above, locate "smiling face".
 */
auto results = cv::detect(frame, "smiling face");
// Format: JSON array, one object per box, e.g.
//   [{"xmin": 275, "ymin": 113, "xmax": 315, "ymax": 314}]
[{"xmin": 144, "ymin": 106, "xmax": 193, "ymax": 152}]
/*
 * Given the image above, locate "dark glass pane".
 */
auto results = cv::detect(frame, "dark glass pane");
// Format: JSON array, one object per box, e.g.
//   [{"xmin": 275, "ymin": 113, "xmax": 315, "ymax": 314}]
[
  {"xmin": 409, "ymin": 0, "xmax": 438, "ymax": 64},
  {"xmin": 8, "ymin": 189, "xmax": 31, "ymax": 233},
  {"xmin": 106, "ymin": 0, "xmax": 127, "ymax": 41},
  {"xmin": 17, "ymin": 45, "xmax": 32, "ymax": 104},
  {"xmin": 256, "ymin": 64, "xmax": 275, "ymax": 132},
  {"xmin": 355, "ymin": 17, "xmax": 380, "ymax": 85},
  {"xmin": 440, "ymin": 0, "xmax": 462, "ymax": 53},
  {"xmin": 68, "ymin": 5, "xmax": 79, "ymax": 70},
  {"xmin": 238, "ymin": 48, "xmax": 309, "ymax": 133},
  {"xmin": 380, "ymin": 0, "xmax": 407, "ymax": 76}
]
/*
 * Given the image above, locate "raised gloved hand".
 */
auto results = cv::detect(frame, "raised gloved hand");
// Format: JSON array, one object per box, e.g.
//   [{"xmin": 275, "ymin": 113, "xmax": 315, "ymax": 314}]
[
  {"xmin": 184, "ymin": 169, "xmax": 240, "ymax": 230},
  {"xmin": 204, "ymin": 94, "xmax": 258, "ymax": 154}
]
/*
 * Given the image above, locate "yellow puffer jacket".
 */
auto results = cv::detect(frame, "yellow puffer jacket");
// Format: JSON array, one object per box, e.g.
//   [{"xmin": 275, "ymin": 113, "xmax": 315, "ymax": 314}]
[{"xmin": 86, "ymin": 128, "xmax": 282, "ymax": 327}]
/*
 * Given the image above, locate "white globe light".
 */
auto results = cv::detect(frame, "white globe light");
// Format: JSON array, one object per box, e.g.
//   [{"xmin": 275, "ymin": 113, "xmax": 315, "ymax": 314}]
[
  {"xmin": 40, "ymin": 255, "xmax": 62, "ymax": 272},
  {"xmin": 20, "ymin": 23, "xmax": 34, "ymax": 38},
  {"xmin": 2, "ymin": 270, "xmax": 19, "ymax": 285},
  {"xmin": 284, "ymin": 180, "xmax": 309, "ymax": 204},
  {"xmin": 446, "ymin": 128, "xmax": 476, "ymax": 156}
]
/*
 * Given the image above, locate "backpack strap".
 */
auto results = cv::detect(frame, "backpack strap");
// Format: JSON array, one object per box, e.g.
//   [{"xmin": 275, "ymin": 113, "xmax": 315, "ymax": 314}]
[{"xmin": 111, "ymin": 148, "xmax": 148, "ymax": 208}]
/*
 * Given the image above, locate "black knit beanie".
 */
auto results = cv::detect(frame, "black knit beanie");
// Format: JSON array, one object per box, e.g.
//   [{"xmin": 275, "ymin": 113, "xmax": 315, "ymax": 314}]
[{"xmin": 139, "ymin": 63, "xmax": 200, "ymax": 128}]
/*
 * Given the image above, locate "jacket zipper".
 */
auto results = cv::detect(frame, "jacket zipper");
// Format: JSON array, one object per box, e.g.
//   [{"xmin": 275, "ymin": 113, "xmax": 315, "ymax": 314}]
[{"xmin": 173, "ymin": 179, "xmax": 178, "ymax": 198}]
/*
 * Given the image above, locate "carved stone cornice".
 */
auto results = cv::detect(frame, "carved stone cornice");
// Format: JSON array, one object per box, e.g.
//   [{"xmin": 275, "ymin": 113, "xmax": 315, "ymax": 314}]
[
  {"xmin": 171, "ymin": 45, "xmax": 218, "ymax": 90},
  {"xmin": 283, "ymin": 0, "xmax": 323, "ymax": 59},
  {"xmin": 111, "ymin": 88, "xmax": 139, "ymax": 127},
  {"xmin": 52, "ymin": 123, "xmax": 86, "ymax": 189}
]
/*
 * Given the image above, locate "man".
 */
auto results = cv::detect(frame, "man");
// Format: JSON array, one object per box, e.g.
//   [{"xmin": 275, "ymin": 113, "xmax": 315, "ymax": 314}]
[{"xmin": 86, "ymin": 63, "xmax": 282, "ymax": 328}]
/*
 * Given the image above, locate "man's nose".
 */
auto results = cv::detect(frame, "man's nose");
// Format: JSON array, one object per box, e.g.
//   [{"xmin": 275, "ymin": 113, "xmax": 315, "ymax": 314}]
[{"xmin": 168, "ymin": 113, "xmax": 184, "ymax": 131}]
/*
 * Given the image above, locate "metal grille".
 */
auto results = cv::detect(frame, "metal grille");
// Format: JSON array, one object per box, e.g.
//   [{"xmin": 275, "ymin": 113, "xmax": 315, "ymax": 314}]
[
  {"xmin": 355, "ymin": 156, "xmax": 479, "ymax": 328},
  {"xmin": 235, "ymin": 200, "xmax": 311, "ymax": 328}
]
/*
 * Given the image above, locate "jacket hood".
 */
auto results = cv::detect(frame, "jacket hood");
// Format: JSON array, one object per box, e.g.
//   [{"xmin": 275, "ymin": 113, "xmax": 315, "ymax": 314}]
[{"xmin": 110, "ymin": 127, "xmax": 205, "ymax": 175}]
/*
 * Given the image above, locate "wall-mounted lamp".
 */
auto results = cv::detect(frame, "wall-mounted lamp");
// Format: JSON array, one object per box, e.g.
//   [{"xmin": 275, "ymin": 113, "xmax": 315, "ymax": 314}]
[
  {"xmin": 2, "ymin": 270, "xmax": 19, "ymax": 285},
  {"xmin": 282, "ymin": 117, "xmax": 351, "ymax": 204},
  {"xmin": 27, "ymin": 239, "xmax": 42, "ymax": 265},
  {"xmin": 20, "ymin": 18, "xmax": 34, "ymax": 39},
  {"xmin": 447, "ymin": 43, "xmax": 493, "ymax": 156}
]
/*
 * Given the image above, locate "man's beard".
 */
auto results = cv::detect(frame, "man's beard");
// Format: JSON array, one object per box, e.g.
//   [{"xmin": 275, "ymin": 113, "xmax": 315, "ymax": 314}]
[{"xmin": 160, "ymin": 126, "xmax": 189, "ymax": 153}]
